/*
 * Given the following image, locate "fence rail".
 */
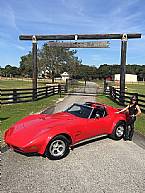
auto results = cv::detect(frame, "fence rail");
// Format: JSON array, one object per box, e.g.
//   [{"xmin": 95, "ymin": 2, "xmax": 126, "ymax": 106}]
[
  {"xmin": 0, "ymin": 84, "xmax": 65, "ymax": 105},
  {"xmin": 108, "ymin": 86, "xmax": 145, "ymax": 112}
]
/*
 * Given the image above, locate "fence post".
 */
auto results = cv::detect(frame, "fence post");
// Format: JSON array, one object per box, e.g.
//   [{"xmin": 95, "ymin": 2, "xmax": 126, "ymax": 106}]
[
  {"xmin": 119, "ymin": 90, "xmax": 125, "ymax": 105},
  {"xmin": 104, "ymin": 78, "xmax": 106, "ymax": 93},
  {"xmin": 58, "ymin": 84, "xmax": 61, "ymax": 97},
  {"xmin": 53, "ymin": 86, "xmax": 55, "ymax": 95},
  {"xmin": 32, "ymin": 88, "xmax": 37, "ymax": 101},
  {"xmin": 135, "ymin": 93, "xmax": 138, "ymax": 103},
  {"xmin": 112, "ymin": 87, "xmax": 115, "ymax": 99},
  {"xmin": 45, "ymin": 86, "xmax": 48, "ymax": 97},
  {"xmin": 65, "ymin": 79, "xmax": 68, "ymax": 92},
  {"xmin": 109, "ymin": 86, "xmax": 112, "ymax": 97},
  {"xmin": 115, "ymin": 88, "xmax": 117, "ymax": 100},
  {"xmin": 13, "ymin": 89, "xmax": 17, "ymax": 103},
  {"xmin": 104, "ymin": 78, "xmax": 109, "ymax": 94}
]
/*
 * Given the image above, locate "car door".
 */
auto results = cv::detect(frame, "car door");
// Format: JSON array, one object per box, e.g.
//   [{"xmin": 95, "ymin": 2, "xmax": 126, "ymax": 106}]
[
  {"xmin": 71, "ymin": 117, "xmax": 92, "ymax": 143},
  {"xmin": 86, "ymin": 108, "xmax": 113, "ymax": 137},
  {"xmin": 87, "ymin": 116, "xmax": 112, "ymax": 137},
  {"xmin": 72, "ymin": 116, "xmax": 112, "ymax": 144},
  {"xmin": 66, "ymin": 104, "xmax": 95, "ymax": 143}
]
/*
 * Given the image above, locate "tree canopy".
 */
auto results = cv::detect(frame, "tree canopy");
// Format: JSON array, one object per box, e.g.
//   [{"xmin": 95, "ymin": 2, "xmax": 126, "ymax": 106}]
[
  {"xmin": 37, "ymin": 44, "xmax": 81, "ymax": 82},
  {"xmin": 0, "ymin": 43, "xmax": 145, "ymax": 81},
  {"xmin": 0, "ymin": 65, "xmax": 20, "ymax": 77}
]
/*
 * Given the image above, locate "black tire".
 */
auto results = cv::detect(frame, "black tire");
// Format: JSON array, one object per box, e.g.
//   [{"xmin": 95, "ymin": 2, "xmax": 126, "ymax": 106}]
[
  {"xmin": 109, "ymin": 121, "xmax": 126, "ymax": 140},
  {"xmin": 45, "ymin": 135, "xmax": 70, "ymax": 160}
]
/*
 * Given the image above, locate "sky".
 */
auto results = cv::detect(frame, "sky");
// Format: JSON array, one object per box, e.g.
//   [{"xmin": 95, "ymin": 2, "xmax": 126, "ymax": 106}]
[{"xmin": 0, "ymin": 0, "xmax": 145, "ymax": 68}]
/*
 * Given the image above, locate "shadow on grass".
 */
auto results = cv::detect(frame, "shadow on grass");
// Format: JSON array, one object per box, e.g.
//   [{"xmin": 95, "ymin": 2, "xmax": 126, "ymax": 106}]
[{"xmin": 0, "ymin": 117, "xmax": 9, "ymax": 122}]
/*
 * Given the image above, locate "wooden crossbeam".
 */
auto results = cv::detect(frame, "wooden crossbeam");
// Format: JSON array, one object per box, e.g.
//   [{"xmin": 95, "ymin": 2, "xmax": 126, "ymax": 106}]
[{"xmin": 19, "ymin": 33, "xmax": 141, "ymax": 41}]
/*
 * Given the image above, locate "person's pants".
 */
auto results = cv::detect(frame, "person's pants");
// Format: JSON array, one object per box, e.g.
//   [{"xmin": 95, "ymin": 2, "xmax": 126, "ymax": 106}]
[{"xmin": 124, "ymin": 116, "xmax": 136, "ymax": 140}]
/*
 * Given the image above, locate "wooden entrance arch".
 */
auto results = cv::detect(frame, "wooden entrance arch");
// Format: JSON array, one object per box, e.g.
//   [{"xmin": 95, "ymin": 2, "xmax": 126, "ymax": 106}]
[{"xmin": 19, "ymin": 33, "xmax": 141, "ymax": 103}]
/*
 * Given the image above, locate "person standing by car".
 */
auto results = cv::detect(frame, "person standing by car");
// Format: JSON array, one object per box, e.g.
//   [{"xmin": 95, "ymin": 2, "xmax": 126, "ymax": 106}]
[{"xmin": 116, "ymin": 95, "xmax": 141, "ymax": 140}]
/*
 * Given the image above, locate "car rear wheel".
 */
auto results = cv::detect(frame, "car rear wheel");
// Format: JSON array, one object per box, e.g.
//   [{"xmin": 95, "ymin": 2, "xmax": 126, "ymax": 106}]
[
  {"xmin": 110, "ymin": 121, "xmax": 125, "ymax": 140},
  {"xmin": 46, "ymin": 135, "xmax": 70, "ymax": 160}
]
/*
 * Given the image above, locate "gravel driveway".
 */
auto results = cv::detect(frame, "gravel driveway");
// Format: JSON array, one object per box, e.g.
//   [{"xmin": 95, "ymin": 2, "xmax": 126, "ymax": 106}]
[{"xmin": 1, "ymin": 82, "xmax": 145, "ymax": 193}]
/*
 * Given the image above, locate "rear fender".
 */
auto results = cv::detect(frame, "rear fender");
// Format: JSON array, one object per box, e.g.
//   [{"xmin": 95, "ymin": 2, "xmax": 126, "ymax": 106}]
[{"xmin": 108, "ymin": 115, "xmax": 126, "ymax": 134}]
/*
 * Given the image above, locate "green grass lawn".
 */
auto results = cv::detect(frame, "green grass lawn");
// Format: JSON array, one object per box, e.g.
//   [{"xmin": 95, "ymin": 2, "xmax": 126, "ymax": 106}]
[
  {"xmin": 111, "ymin": 81, "xmax": 145, "ymax": 95},
  {"xmin": 96, "ymin": 95, "xmax": 145, "ymax": 135},
  {"xmin": 0, "ymin": 78, "xmax": 65, "ymax": 89},
  {"xmin": 126, "ymin": 83, "xmax": 145, "ymax": 95},
  {"xmin": 0, "ymin": 95, "xmax": 63, "ymax": 141},
  {"xmin": 0, "ymin": 79, "xmax": 47, "ymax": 89},
  {"xmin": 98, "ymin": 80, "xmax": 145, "ymax": 95},
  {"xmin": 0, "ymin": 78, "xmax": 65, "ymax": 142}
]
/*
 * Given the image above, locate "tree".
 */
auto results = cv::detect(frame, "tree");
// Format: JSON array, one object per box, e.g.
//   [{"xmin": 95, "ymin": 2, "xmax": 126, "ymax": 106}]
[
  {"xmin": 0, "ymin": 66, "xmax": 4, "ymax": 76},
  {"xmin": 38, "ymin": 44, "xmax": 81, "ymax": 82},
  {"xmin": 74, "ymin": 64, "xmax": 98, "ymax": 80},
  {"xmin": 18, "ymin": 46, "xmax": 145, "ymax": 81},
  {"xmin": 19, "ymin": 52, "xmax": 33, "ymax": 77},
  {"xmin": 1, "ymin": 65, "xmax": 19, "ymax": 77},
  {"xmin": 18, "ymin": 44, "xmax": 82, "ymax": 82}
]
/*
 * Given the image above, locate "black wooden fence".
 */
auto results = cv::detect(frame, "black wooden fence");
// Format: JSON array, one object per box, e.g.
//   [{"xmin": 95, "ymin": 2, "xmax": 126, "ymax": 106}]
[
  {"xmin": 0, "ymin": 84, "xmax": 66, "ymax": 105},
  {"xmin": 108, "ymin": 86, "xmax": 145, "ymax": 112}
]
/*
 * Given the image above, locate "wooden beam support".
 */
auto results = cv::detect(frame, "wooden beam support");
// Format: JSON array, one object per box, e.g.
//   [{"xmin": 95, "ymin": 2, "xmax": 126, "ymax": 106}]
[
  {"xmin": 19, "ymin": 33, "xmax": 141, "ymax": 41},
  {"xmin": 120, "ymin": 34, "xmax": 127, "ymax": 104},
  {"xmin": 32, "ymin": 36, "xmax": 37, "ymax": 100}
]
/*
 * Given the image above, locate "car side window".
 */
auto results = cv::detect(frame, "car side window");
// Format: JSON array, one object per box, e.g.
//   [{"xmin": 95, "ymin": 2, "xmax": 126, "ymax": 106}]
[
  {"xmin": 90, "ymin": 107, "xmax": 107, "ymax": 119},
  {"xmin": 66, "ymin": 104, "xmax": 92, "ymax": 118},
  {"xmin": 90, "ymin": 109, "xmax": 99, "ymax": 118}
]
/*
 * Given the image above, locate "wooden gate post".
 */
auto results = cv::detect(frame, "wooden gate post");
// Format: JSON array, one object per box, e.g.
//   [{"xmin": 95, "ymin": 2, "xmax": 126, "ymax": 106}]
[
  {"xmin": 58, "ymin": 84, "xmax": 61, "ymax": 97},
  {"xmin": 13, "ymin": 89, "xmax": 17, "ymax": 103},
  {"xmin": 120, "ymin": 34, "xmax": 127, "ymax": 105},
  {"xmin": 104, "ymin": 78, "xmax": 107, "ymax": 93},
  {"xmin": 65, "ymin": 79, "xmax": 69, "ymax": 92},
  {"xmin": 32, "ymin": 36, "xmax": 37, "ymax": 100}
]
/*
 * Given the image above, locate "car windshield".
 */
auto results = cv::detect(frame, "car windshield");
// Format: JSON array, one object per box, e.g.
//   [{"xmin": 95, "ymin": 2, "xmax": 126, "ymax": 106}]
[{"xmin": 65, "ymin": 104, "xmax": 92, "ymax": 118}]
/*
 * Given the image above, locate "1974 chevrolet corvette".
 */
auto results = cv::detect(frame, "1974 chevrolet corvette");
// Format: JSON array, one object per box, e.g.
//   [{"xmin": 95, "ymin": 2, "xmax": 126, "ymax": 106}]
[{"xmin": 4, "ymin": 102, "xmax": 127, "ymax": 160}]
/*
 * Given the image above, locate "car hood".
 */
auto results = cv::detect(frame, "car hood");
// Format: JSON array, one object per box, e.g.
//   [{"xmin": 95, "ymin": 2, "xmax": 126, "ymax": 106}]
[{"xmin": 5, "ymin": 112, "xmax": 76, "ymax": 146}]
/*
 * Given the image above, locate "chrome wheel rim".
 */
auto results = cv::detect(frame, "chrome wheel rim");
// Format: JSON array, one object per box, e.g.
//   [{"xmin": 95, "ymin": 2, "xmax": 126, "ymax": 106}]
[
  {"xmin": 49, "ymin": 140, "xmax": 66, "ymax": 157},
  {"xmin": 116, "ymin": 125, "xmax": 124, "ymax": 137}
]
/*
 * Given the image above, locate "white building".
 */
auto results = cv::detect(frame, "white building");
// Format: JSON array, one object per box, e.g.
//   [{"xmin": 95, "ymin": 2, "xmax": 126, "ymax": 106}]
[
  {"xmin": 61, "ymin": 72, "xmax": 69, "ymax": 81},
  {"xmin": 114, "ymin": 74, "xmax": 137, "ymax": 82}
]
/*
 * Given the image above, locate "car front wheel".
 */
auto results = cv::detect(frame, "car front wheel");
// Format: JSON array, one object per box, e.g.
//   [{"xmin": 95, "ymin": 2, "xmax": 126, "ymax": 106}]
[
  {"xmin": 110, "ymin": 121, "xmax": 125, "ymax": 140},
  {"xmin": 45, "ymin": 135, "xmax": 70, "ymax": 160}
]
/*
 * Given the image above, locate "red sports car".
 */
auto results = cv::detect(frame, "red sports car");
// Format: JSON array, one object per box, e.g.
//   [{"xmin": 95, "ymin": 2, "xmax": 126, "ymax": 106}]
[{"xmin": 4, "ymin": 102, "xmax": 126, "ymax": 160}]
